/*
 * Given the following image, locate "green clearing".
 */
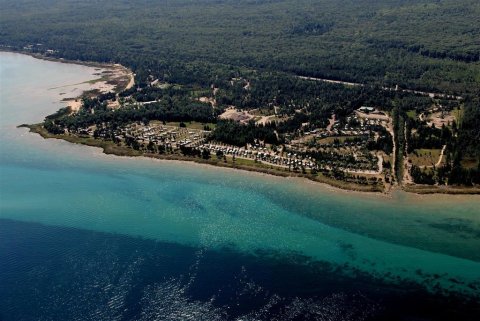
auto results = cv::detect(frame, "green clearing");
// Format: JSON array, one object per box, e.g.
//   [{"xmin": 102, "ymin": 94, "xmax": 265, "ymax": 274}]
[
  {"xmin": 409, "ymin": 149, "xmax": 441, "ymax": 167},
  {"xmin": 406, "ymin": 110, "xmax": 417, "ymax": 120},
  {"xmin": 317, "ymin": 136, "xmax": 362, "ymax": 145},
  {"xmin": 451, "ymin": 106, "xmax": 464, "ymax": 124}
]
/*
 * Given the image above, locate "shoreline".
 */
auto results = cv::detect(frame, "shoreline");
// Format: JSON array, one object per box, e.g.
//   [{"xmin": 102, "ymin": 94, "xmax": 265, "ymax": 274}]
[
  {"xmin": 1, "ymin": 48, "xmax": 128, "ymax": 71},
  {"xmin": 22, "ymin": 124, "xmax": 385, "ymax": 195},
  {"xmin": 22, "ymin": 124, "xmax": 480, "ymax": 196},
  {"xmin": 6, "ymin": 49, "xmax": 478, "ymax": 196},
  {"xmin": 0, "ymin": 49, "xmax": 135, "ymax": 93}
]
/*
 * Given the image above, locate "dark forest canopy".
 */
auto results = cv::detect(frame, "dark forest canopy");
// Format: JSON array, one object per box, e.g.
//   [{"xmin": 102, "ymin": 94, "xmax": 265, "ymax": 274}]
[{"xmin": 1, "ymin": 0, "xmax": 479, "ymax": 94}]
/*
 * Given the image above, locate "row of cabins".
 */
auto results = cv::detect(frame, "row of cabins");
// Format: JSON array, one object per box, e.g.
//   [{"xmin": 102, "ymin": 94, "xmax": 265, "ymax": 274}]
[{"xmin": 201, "ymin": 143, "xmax": 319, "ymax": 170}]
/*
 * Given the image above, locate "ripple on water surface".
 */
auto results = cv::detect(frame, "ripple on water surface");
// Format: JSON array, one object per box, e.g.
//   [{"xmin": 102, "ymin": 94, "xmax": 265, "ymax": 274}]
[{"xmin": 1, "ymin": 220, "xmax": 479, "ymax": 321}]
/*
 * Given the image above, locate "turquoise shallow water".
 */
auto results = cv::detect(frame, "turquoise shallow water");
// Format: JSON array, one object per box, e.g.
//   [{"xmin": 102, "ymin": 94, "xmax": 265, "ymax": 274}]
[{"xmin": 1, "ymin": 52, "xmax": 480, "ymax": 320}]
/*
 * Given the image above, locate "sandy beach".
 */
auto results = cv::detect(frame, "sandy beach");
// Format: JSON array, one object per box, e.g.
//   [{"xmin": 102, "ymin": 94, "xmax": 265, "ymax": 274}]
[
  {"xmin": 53, "ymin": 62, "xmax": 134, "ymax": 112},
  {"xmin": 1, "ymin": 49, "xmax": 134, "ymax": 111}
]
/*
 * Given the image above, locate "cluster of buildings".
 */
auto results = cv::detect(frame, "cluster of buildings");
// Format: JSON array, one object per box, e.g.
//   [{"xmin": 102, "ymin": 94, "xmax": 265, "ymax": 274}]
[
  {"xmin": 81, "ymin": 122, "xmax": 209, "ymax": 150},
  {"xmin": 77, "ymin": 106, "xmax": 387, "ymax": 176},
  {"xmin": 199, "ymin": 143, "xmax": 320, "ymax": 170}
]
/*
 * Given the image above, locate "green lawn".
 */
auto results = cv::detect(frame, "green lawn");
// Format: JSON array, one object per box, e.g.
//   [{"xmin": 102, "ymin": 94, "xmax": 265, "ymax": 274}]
[
  {"xmin": 406, "ymin": 110, "xmax": 417, "ymax": 120},
  {"xmin": 409, "ymin": 149, "xmax": 441, "ymax": 167},
  {"xmin": 317, "ymin": 136, "xmax": 362, "ymax": 144}
]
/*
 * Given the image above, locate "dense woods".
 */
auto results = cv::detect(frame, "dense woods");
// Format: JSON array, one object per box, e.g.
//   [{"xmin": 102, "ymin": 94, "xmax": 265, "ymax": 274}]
[
  {"xmin": 209, "ymin": 121, "xmax": 280, "ymax": 147},
  {"xmin": 1, "ymin": 0, "xmax": 479, "ymax": 94},
  {"xmin": 57, "ymin": 100, "xmax": 215, "ymax": 130}
]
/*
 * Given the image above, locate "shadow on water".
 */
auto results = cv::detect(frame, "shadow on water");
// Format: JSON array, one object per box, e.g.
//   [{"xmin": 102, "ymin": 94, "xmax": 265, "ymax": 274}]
[
  {"xmin": 0, "ymin": 219, "xmax": 479, "ymax": 321},
  {"xmin": 427, "ymin": 218, "xmax": 480, "ymax": 239}
]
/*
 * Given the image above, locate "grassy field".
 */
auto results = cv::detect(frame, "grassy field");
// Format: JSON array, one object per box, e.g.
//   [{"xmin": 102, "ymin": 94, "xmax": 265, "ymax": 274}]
[
  {"xmin": 409, "ymin": 149, "xmax": 441, "ymax": 167},
  {"xmin": 451, "ymin": 106, "xmax": 464, "ymax": 124},
  {"xmin": 317, "ymin": 136, "xmax": 362, "ymax": 144},
  {"xmin": 461, "ymin": 157, "xmax": 479, "ymax": 170},
  {"xmin": 406, "ymin": 110, "xmax": 417, "ymax": 120}
]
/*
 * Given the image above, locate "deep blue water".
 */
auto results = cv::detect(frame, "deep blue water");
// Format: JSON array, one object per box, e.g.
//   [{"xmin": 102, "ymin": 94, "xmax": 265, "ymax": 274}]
[
  {"xmin": 1, "ymin": 220, "xmax": 479, "ymax": 321},
  {"xmin": 0, "ymin": 52, "xmax": 479, "ymax": 320}
]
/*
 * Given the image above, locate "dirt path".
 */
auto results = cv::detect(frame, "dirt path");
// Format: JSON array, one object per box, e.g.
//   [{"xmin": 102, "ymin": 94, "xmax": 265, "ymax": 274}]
[
  {"xmin": 326, "ymin": 114, "xmax": 336, "ymax": 132},
  {"xmin": 403, "ymin": 123, "xmax": 414, "ymax": 185},
  {"xmin": 384, "ymin": 121, "xmax": 396, "ymax": 185},
  {"xmin": 435, "ymin": 145, "xmax": 447, "ymax": 168},
  {"xmin": 298, "ymin": 76, "xmax": 362, "ymax": 87},
  {"xmin": 299, "ymin": 76, "xmax": 462, "ymax": 100},
  {"xmin": 125, "ymin": 72, "xmax": 135, "ymax": 90},
  {"xmin": 377, "ymin": 154, "xmax": 384, "ymax": 174}
]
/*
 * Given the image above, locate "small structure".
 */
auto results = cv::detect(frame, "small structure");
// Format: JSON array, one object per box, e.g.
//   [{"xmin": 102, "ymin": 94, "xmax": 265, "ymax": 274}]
[{"xmin": 358, "ymin": 106, "xmax": 375, "ymax": 113}]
